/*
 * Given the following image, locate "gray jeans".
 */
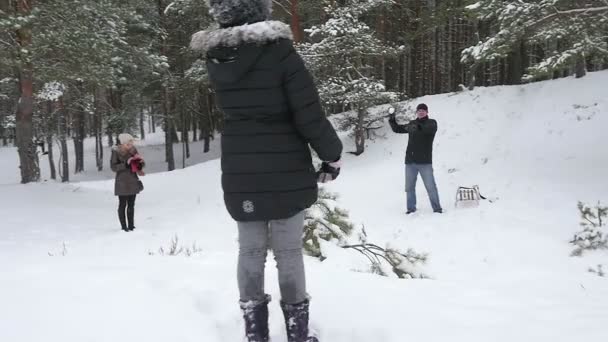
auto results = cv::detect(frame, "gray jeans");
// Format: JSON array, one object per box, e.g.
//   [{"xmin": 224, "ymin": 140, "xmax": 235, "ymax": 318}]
[{"xmin": 237, "ymin": 211, "xmax": 307, "ymax": 304}]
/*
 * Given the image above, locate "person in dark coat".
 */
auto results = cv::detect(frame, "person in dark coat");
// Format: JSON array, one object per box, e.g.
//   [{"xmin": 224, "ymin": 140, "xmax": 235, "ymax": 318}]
[
  {"xmin": 191, "ymin": 1, "xmax": 342, "ymax": 341},
  {"xmin": 389, "ymin": 103, "xmax": 442, "ymax": 214},
  {"xmin": 110, "ymin": 133, "xmax": 145, "ymax": 231}
]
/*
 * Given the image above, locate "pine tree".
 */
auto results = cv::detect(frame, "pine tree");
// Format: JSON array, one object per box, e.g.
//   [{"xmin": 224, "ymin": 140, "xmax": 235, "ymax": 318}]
[
  {"xmin": 305, "ymin": 188, "xmax": 428, "ymax": 279},
  {"xmin": 1, "ymin": 0, "xmax": 40, "ymax": 183},
  {"xmin": 571, "ymin": 201, "xmax": 607, "ymax": 257},
  {"xmin": 304, "ymin": 188, "xmax": 355, "ymax": 259},
  {"xmin": 462, "ymin": 0, "xmax": 608, "ymax": 82},
  {"xmin": 298, "ymin": 0, "xmax": 402, "ymax": 155}
]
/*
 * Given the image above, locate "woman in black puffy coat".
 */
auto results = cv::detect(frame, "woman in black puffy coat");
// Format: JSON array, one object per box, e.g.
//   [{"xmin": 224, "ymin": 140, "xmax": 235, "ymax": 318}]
[{"xmin": 191, "ymin": 1, "xmax": 342, "ymax": 341}]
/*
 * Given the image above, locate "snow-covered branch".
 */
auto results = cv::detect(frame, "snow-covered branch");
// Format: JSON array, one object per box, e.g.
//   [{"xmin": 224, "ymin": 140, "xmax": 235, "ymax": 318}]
[
  {"xmin": 272, "ymin": 0, "xmax": 292, "ymax": 16},
  {"xmin": 164, "ymin": 2, "xmax": 176, "ymax": 14},
  {"xmin": 528, "ymin": 6, "xmax": 608, "ymax": 32},
  {"xmin": 556, "ymin": 6, "xmax": 608, "ymax": 15}
]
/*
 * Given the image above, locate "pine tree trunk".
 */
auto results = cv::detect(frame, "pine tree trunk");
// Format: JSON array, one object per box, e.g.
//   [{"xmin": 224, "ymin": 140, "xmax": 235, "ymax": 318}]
[
  {"xmin": 185, "ymin": 119, "xmax": 190, "ymax": 159},
  {"xmin": 1, "ymin": 126, "xmax": 7, "ymax": 146},
  {"xmin": 139, "ymin": 106, "xmax": 145, "ymax": 140},
  {"xmin": 97, "ymin": 121, "xmax": 103, "ymax": 171},
  {"xmin": 199, "ymin": 115, "xmax": 206, "ymax": 141},
  {"xmin": 191, "ymin": 111, "xmax": 198, "ymax": 142},
  {"xmin": 203, "ymin": 135, "xmax": 210, "ymax": 153},
  {"xmin": 290, "ymin": 0, "xmax": 303, "ymax": 43},
  {"xmin": 444, "ymin": 17, "xmax": 453, "ymax": 92},
  {"xmin": 73, "ymin": 82, "xmax": 85, "ymax": 173},
  {"xmin": 199, "ymin": 85, "xmax": 212, "ymax": 153},
  {"xmin": 575, "ymin": 54, "xmax": 587, "ymax": 78},
  {"xmin": 159, "ymin": 0, "xmax": 175, "ymax": 171},
  {"xmin": 15, "ymin": 0, "xmax": 40, "ymax": 184},
  {"xmin": 151, "ymin": 109, "xmax": 156, "ymax": 133},
  {"xmin": 182, "ymin": 124, "xmax": 186, "ymax": 169},
  {"xmin": 354, "ymin": 108, "xmax": 365, "ymax": 155},
  {"xmin": 45, "ymin": 101, "xmax": 56, "ymax": 180},
  {"xmin": 170, "ymin": 123, "xmax": 179, "ymax": 142},
  {"xmin": 163, "ymin": 89, "xmax": 175, "ymax": 171},
  {"xmin": 94, "ymin": 124, "xmax": 100, "ymax": 171},
  {"xmin": 106, "ymin": 87, "xmax": 115, "ymax": 147},
  {"xmin": 181, "ymin": 103, "xmax": 190, "ymax": 168},
  {"xmin": 58, "ymin": 98, "xmax": 69, "ymax": 183},
  {"xmin": 94, "ymin": 88, "xmax": 104, "ymax": 171},
  {"xmin": 376, "ymin": 7, "xmax": 387, "ymax": 84}
]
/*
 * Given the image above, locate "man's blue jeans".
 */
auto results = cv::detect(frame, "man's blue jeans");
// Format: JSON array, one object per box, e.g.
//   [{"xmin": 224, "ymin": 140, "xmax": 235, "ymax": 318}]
[{"xmin": 406, "ymin": 163, "xmax": 442, "ymax": 212}]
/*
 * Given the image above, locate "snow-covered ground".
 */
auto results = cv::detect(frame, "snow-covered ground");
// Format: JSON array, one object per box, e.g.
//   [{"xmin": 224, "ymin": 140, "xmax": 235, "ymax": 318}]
[
  {"xmin": 1, "ymin": 72, "xmax": 607, "ymax": 342},
  {"xmin": 0, "ymin": 130, "xmax": 221, "ymax": 184}
]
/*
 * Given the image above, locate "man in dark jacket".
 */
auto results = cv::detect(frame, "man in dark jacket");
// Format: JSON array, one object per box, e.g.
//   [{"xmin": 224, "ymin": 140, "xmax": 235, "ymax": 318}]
[
  {"xmin": 389, "ymin": 103, "xmax": 442, "ymax": 214},
  {"xmin": 191, "ymin": 1, "xmax": 341, "ymax": 341}
]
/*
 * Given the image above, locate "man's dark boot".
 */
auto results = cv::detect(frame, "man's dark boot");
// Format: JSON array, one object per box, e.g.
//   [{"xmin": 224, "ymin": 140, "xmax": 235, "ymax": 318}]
[
  {"xmin": 280, "ymin": 299, "xmax": 319, "ymax": 342},
  {"xmin": 240, "ymin": 295, "xmax": 271, "ymax": 342}
]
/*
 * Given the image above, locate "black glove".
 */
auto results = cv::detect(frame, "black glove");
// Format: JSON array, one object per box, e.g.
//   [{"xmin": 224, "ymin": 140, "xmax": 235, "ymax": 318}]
[{"xmin": 317, "ymin": 160, "xmax": 341, "ymax": 183}]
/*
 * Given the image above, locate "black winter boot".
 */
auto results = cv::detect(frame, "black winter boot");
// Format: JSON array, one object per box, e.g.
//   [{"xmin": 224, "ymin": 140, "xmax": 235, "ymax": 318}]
[
  {"xmin": 281, "ymin": 299, "xmax": 319, "ymax": 342},
  {"xmin": 118, "ymin": 210, "xmax": 128, "ymax": 231},
  {"xmin": 127, "ymin": 206, "xmax": 135, "ymax": 231},
  {"xmin": 240, "ymin": 295, "xmax": 271, "ymax": 342}
]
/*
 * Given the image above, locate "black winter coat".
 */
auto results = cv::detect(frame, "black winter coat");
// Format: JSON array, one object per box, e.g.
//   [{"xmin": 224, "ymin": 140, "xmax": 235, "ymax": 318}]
[
  {"xmin": 197, "ymin": 21, "xmax": 342, "ymax": 222},
  {"xmin": 389, "ymin": 116, "xmax": 437, "ymax": 164}
]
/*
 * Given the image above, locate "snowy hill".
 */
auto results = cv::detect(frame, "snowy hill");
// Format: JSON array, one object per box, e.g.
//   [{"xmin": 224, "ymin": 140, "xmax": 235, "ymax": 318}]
[{"xmin": 1, "ymin": 72, "xmax": 607, "ymax": 342}]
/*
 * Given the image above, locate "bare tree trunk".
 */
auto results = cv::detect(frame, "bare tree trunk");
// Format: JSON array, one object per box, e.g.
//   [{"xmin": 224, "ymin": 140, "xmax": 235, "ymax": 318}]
[{"xmin": 15, "ymin": 0, "xmax": 40, "ymax": 184}]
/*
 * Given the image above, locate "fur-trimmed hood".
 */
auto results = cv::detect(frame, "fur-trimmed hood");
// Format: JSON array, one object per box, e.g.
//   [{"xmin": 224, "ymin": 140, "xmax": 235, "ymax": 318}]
[{"xmin": 190, "ymin": 20, "xmax": 293, "ymax": 52}]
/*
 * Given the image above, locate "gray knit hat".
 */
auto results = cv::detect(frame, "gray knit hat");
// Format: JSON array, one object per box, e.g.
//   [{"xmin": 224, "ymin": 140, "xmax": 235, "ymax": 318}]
[{"xmin": 207, "ymin": 0, "xmax": 273, "ymax": 28}]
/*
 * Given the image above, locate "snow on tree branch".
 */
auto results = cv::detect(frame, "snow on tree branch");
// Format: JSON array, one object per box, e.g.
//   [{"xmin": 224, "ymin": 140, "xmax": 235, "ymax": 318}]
[
  {"xmin": 305, "ymin": 188, "xmax": 428, "ymax": 279},
  {"xmin": 462, "ymin": 1, "xmax": 608, "ymax": 80},
  {"xmin": 570, "ymin": 201, "xmax": 607, "ymax": 257},
  {"xmin": 36, "ymin": 82, "xmax": 65, "ymax": 101}
]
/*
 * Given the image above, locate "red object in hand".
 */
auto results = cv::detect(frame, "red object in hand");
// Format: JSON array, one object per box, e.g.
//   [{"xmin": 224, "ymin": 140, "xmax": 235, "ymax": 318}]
[{"xmin": 129, "ymin": 154, "xmax": 144, "ymax": 173}]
